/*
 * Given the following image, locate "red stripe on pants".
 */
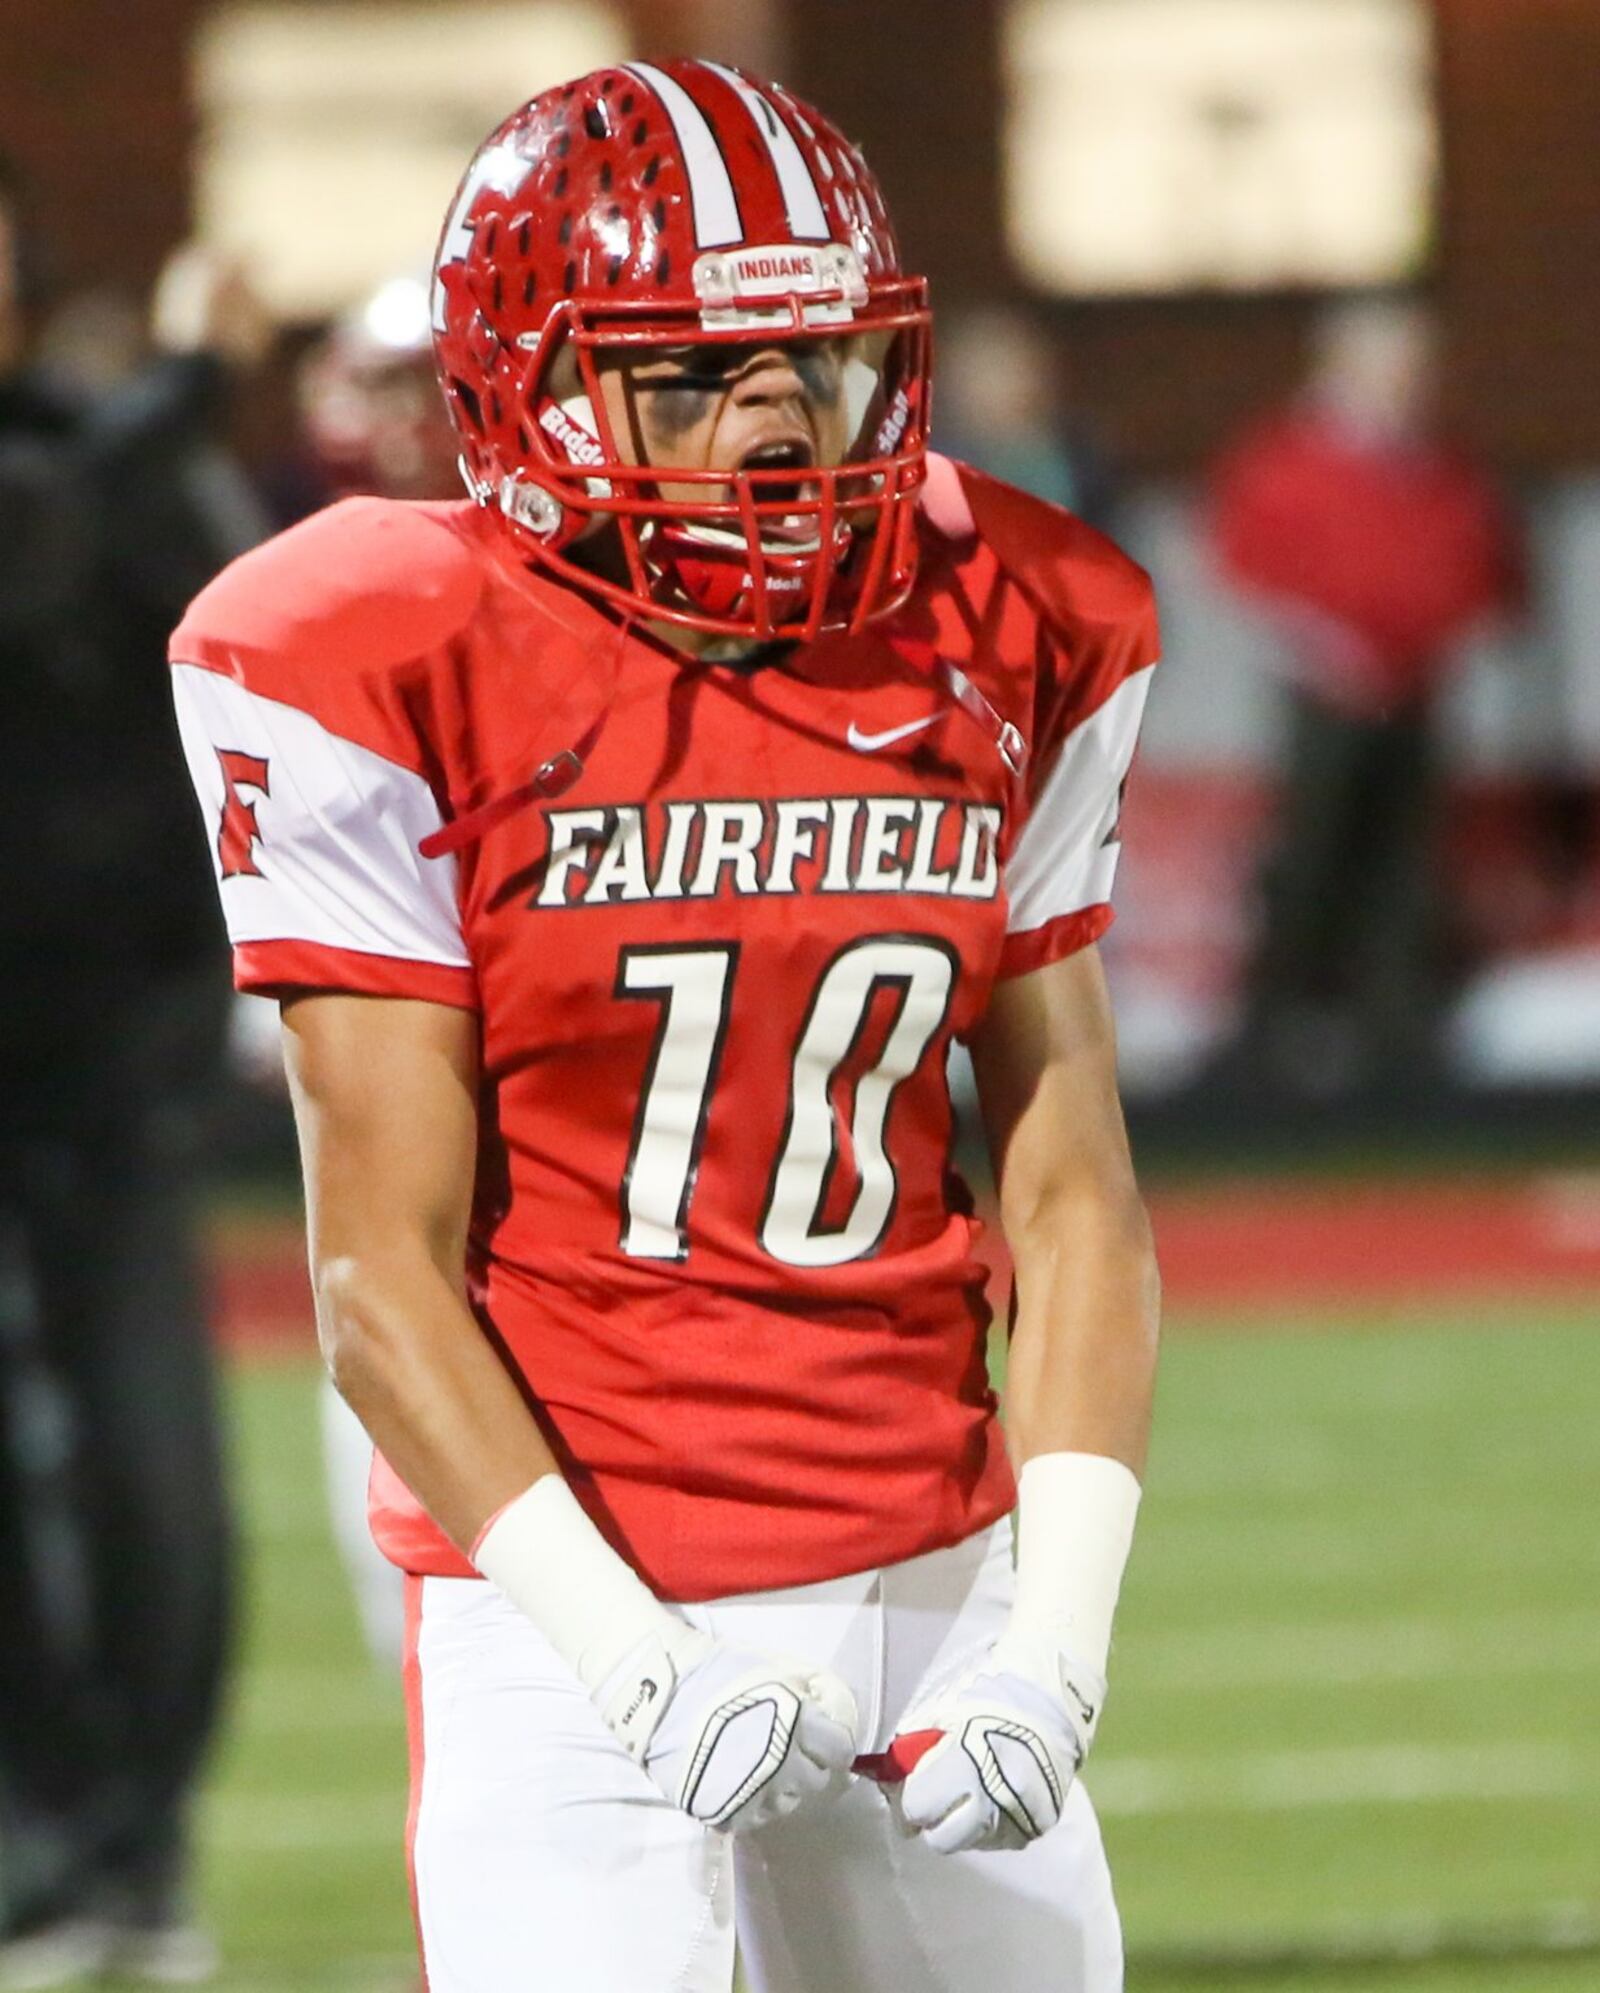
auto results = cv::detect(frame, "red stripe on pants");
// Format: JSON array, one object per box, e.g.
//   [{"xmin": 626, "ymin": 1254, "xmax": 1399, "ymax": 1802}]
[{"xmin": 402, "ymin": 1574, "xmax": 430, "ymax": 1990}]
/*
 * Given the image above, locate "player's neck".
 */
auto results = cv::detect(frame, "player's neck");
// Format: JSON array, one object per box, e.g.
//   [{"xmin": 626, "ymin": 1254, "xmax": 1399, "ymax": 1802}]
[{"xmin": 650, "ymin": 622, "xmax": 784, "ymax": 668}]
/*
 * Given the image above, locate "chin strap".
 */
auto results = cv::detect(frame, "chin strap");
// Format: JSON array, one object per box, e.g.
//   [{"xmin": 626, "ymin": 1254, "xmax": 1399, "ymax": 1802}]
[
  {"xmin": 418, "ymin": 722, "xmax": 602, "ymax": 859},
  {"xmin": 644, "ymin": 514, "xmax": 848, "ymax": 638}
]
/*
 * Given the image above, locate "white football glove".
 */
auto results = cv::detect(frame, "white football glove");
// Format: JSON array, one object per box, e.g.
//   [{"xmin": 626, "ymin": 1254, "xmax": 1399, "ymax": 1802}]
[
  {"xmin": 888, "ymin": 1631, "xmax": 1105, "ymax": 1855},
  {"xmin": 471, "ymin": 1476, "xmax": 859, "ymax": 1833},
  {"xmin": 595, "ymin": 1627, "xmax": 859, "ymax": 1833}
]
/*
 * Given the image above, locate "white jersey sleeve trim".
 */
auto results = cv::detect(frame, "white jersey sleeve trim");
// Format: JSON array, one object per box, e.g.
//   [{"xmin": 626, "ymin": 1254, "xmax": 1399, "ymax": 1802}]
[
  {"xmin": 171, "ymin": 662, "xmax": 470, "ymax": 970},
  {"xmin": 1004, "ymin": 665, "xmax": 1155, "ymax": 938}
]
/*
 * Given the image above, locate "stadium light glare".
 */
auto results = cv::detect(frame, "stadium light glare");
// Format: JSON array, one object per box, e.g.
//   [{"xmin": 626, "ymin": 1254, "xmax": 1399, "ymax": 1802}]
[
  {"xmin": 192, "ymin": 1, "xmax": 628, "ymax": 317},
  {"xmin": 1005, "ymin": 0, "xmax": 1437, "ymax": 296}
]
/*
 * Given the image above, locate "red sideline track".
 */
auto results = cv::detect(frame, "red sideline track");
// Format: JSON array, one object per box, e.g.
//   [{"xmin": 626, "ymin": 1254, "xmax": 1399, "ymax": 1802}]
[{"xmin": 211, "ymin": 1173, "xmax": 1600, "ymax": 1354}]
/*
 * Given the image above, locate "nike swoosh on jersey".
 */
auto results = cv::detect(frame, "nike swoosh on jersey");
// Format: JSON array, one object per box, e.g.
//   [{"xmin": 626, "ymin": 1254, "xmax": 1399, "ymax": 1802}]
[{"xmin": 846, "ymin": 715, "xmax": 940, "ymax": 753}]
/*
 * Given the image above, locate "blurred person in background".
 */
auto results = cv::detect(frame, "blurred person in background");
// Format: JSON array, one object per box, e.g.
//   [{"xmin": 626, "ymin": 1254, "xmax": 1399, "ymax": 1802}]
[
  {"xmin": 937, "ymin": 303, "xmax": 1119, "ymax": 535},
  {"xmin": 0, "ymin": 153, "xmax": 271, "ymax": 1986},
  {"xmin": 293, "ymin": 273, "xmax": 461, "ymax": 513},
  {"xmin": 33, "ymin": 289, "xmax": 151, "ymax": 402},
  {"xmin": 1207, "ymin": 293, "xmax": 1522, "ymax": 1093}
]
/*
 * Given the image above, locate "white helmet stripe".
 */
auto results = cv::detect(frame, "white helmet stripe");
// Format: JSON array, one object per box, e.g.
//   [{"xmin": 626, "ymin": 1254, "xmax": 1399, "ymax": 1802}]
[
  {"xmin": 624, "ymin": 62, "xmax": 742, "ymax": 249},
  {"xmin": 700, "ymin": 63, "xmax": 831, "ymax": 241}
]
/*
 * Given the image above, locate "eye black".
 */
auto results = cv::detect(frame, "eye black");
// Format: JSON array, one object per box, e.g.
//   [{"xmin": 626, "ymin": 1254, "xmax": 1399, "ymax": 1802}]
[{"xmin": 648, "ymin": 347, "xmax": 732, "ymax": 390}]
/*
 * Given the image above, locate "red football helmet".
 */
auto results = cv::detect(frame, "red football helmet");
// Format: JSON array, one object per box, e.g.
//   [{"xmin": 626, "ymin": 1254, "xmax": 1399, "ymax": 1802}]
[{"xmin": 431, "ymin": 59, "xmax": 931, "ymax": 642}]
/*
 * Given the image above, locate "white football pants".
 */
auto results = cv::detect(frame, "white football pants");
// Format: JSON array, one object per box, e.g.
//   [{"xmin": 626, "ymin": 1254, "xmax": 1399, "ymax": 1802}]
[{"xmin": 404, "ymin": 1519, "xmax": 1122, "ymax": 1992}]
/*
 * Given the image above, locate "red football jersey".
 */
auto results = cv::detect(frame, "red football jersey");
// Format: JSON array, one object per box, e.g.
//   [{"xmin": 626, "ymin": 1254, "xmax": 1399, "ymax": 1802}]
[{"xmin": 171, "ymin": 455, "xmax": 1157, "ymax": 1600}]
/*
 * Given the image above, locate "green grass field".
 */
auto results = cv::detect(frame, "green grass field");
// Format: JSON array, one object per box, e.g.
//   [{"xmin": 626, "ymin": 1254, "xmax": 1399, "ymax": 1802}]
[{"xmin": 161, "ymin": 1304, "xmax": 1599, "ymax": 1991}]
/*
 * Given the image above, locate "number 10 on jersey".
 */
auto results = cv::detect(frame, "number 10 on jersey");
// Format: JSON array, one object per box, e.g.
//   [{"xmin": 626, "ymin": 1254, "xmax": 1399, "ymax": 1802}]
[{"xmin": 616, "ymin": 936, "xmax": 958, "ymax": 1269}]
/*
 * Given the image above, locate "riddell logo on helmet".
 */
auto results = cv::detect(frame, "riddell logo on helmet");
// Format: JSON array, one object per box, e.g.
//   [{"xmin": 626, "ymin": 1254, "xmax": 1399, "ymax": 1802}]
[
  {"xmin": 538, "ymin": 400, "xmax": 606, "ymax": 469},
  {"xmin": 875, "ymin": 388, "xmax": 913, "ymax": 457}
]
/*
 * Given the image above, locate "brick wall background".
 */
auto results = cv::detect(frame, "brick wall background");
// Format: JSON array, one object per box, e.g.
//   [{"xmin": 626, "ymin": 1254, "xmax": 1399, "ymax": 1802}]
[
  {"xmin": 0, "ymin": 0, "xmax": 203, "ymax": 296},
  {"xmin": 2, "ymin": 0, "xmax": 1595, "ymax": 470}
]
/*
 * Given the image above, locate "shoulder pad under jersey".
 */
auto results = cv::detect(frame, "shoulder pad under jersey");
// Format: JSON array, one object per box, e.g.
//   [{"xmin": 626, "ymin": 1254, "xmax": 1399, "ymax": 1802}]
[
  {"xmin": 920, "ymin": 456, "xmax": 1156, "ymax": 648},
  {"xmin": 170, "ymin": 497, "xmax": 486, "ymax": 685}
]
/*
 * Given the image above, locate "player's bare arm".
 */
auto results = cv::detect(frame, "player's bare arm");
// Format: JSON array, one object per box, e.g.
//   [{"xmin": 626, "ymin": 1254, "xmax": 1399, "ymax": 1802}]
[
  {"xmin": 971, "ymin": 942, "xmax": 1159, "ymax": 1477},
  {"xmin": 281, "ymin": 991, "xmax": 555, "ymax": 1551},
  {"xmin": 284, "ymin": 988, "xmax": 858, "ymax": 1833},
  {"xmin": 887, "ymin": 943, "xmax": 1157, "ymax": 1856}
]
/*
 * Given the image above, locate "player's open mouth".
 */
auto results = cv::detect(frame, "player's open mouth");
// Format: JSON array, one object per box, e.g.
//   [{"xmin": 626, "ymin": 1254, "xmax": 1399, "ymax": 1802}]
[
  {"xmin": 745, "ymin": 440, "xmax": 824, "ymax": 552},
  {"xmin": 676, "ymin": 440, "xmax": 826, "ymax": 556},
  {"xmin": 738, "ymin": 438, "xmax": 817, "ymax": 509}
]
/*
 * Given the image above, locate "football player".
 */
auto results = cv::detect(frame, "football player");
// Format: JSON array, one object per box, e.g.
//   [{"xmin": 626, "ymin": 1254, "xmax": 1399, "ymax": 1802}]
[{"xmin": 170, "ymin": 61, "xmax": 1160, "ymax": 1992}]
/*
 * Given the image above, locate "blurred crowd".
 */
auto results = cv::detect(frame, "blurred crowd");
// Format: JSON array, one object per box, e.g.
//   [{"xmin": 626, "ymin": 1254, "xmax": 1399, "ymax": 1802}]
[
  {"xmin": 1, "ymin": 136, "xmax": 1597, "ymax": 1982},
  {"xmin": 939, "ymin": 300, "xmax": 1595, "ymax": 1104},
  {"xmin": 0, "ymin": 158, "xmax": 251, "ymax": 1986},
  {"xmin": 0, "ymin": 157, "xmax": 461, "ymax": 1982},
  {"xmin": 11, "ymin": 227, "xmax": 1586, "ymax": 1126}
]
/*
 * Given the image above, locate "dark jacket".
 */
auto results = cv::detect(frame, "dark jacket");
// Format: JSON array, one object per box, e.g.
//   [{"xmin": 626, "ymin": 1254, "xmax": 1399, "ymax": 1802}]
[{"xmin": 0, "ymin": 355, "xmax": 267, "ymax": 987}]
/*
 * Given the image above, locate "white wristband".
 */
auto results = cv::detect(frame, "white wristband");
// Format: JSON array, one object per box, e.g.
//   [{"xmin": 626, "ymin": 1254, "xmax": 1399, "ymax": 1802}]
[
  {"xmin": 472, "ymin": 1477, "xmax": 695, "ymax": 1698},
  {"xmin": 1011, "ymin": 1451, "xmax": 1141, "ymax": 1679}
]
